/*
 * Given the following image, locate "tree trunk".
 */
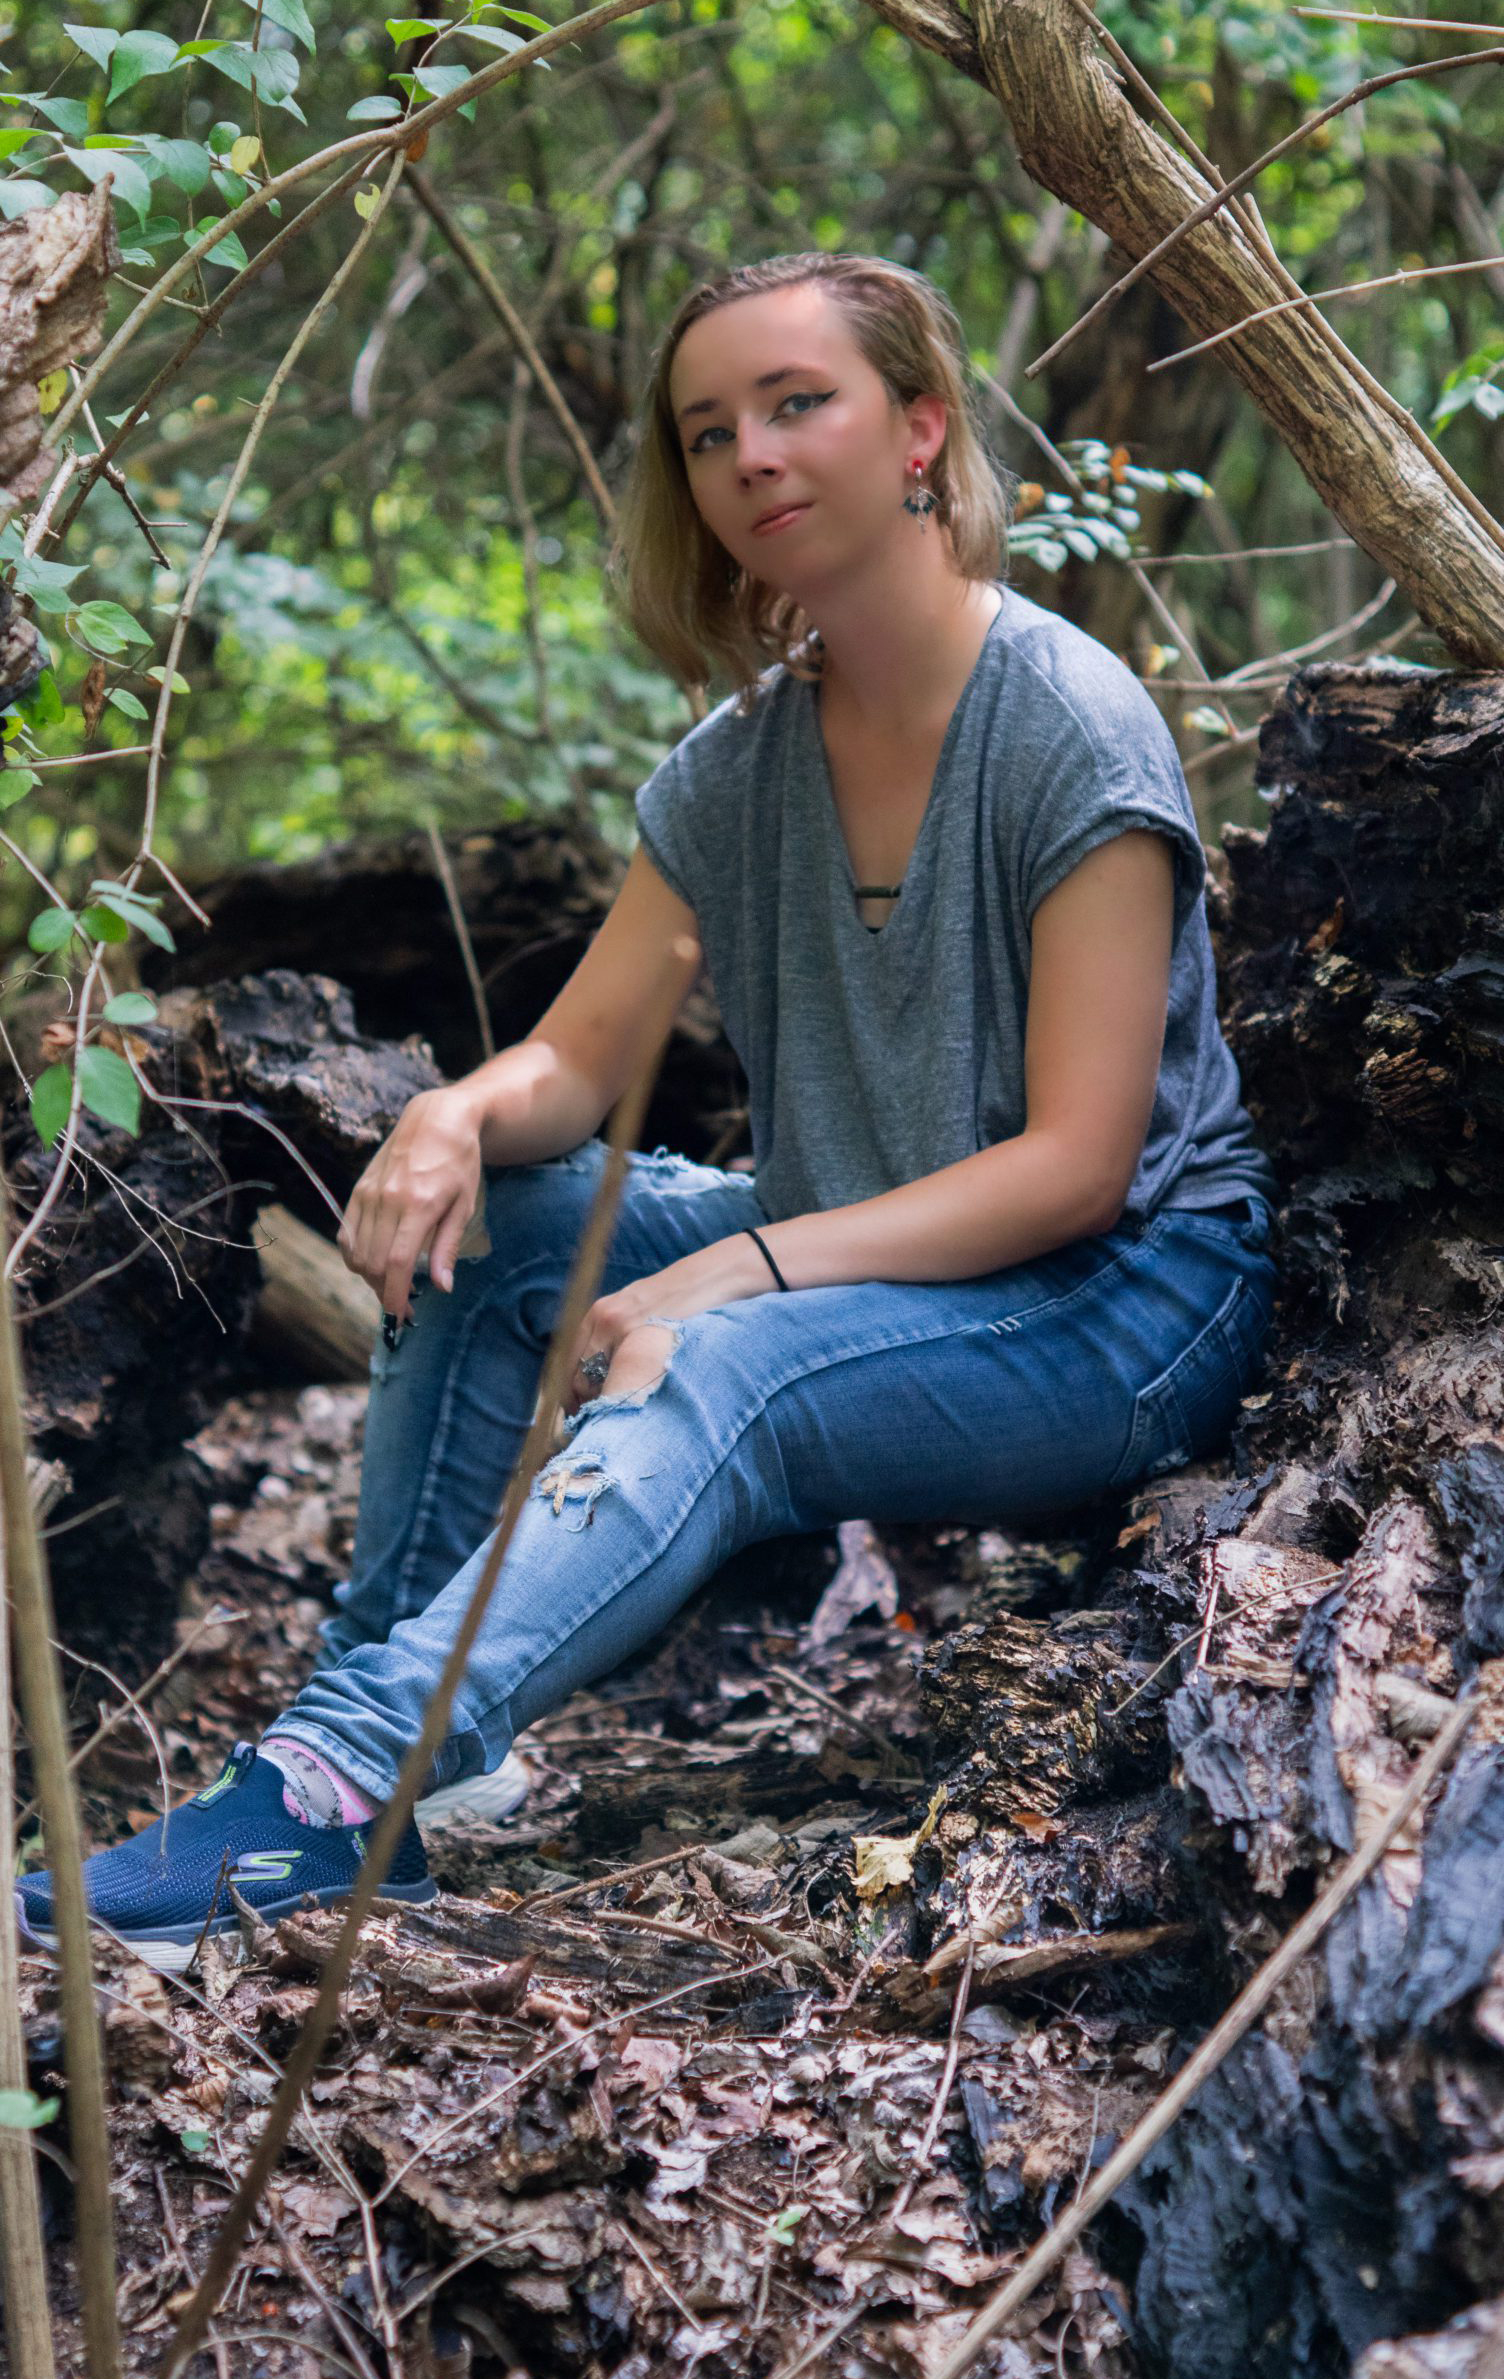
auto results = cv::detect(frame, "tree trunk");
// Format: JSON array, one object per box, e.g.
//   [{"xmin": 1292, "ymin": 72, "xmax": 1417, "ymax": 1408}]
[{"xmin": 862, "ymin": 0, "xmax": 1504, "ymax": 667}]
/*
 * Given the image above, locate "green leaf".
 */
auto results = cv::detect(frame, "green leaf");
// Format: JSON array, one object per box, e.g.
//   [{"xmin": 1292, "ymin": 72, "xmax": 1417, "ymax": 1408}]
[
  {"xmin": 0, "ymin": 181, "xmax": 58, "ymax": 220},
  {"xmin": 0, "ymin": 766, "xmax": 37, "ymax": 809},
  {"xmin": 184, "ymin": 40, "xmax": 306, "ymax": 119},
  {"xmin": 0, "ymin": 2088, "xmax": 59, "ymax": 2131},
  {"xmin": 179, "ymin": 2125, "xmax": 212, "ymax": 2155},
  {"xmin": 460, "ymin": 24, "xmax": 528, "ymax": 50},
  {"xmin": 103, "ymin": 991, "xmax": 157, "ymax": 1025},
  {"xmin": 61, "ymin": 145, "xmax": 153, "ymax": 225},
  {"xmin": 108, "ymin": 29, "xmax": 180, "ymax": 102},
  {"xmin": 78, "ymin": 1044, "xmax": 140, "ymax": 1135},
  {"xmin": 31, "ymin": 97, "xmax": 91, "ymax": 139},
  {"xmin": 353, "ymin": 185, "xmax": 380, "ymax": 219},
  {"xmin": 145, "ymin": 667, "xmax": 190, "ymax": 693},
  {"xmin": 106, "ymin": 686, "xmax": 149, "ymax": 719},
  {"xmin": 0, "ymin": 127, "xmax": 44, "ymax": 161},
  {"xmin": 63, "ymin": 22, "xmax": 120, "ymax": 74},
  {"xmin": 72, "ymin": 600, "xmax": 153, "ymax": 655},
  {"xmin": 86, "ymin": 887, "xmax": 175, "ymax": 951},
  {"xmin": 79, "ymin": 903, "xmax": 131, "ymax": 943},
  {"xmin": 1183, "ymin": 704, "xmax": 1232, "ymax": 737},
  {"xmin": 387, "ymin": 16, "xmax": 448, "ymax": 38},
  {"xmin": 206, "ymin": 119, "xmax": 243, "ymax": 155},
  {"xmin": 30, "ymin": 1064, "xmax": 72, "ymax": 1150},
  {"xmin": 191, "ymin": 213, "xmax": 250, "ymax": 270},
  {"xmin": 493, "ymin": 6, "xmax": 554, "ymax": 28},
  {"xmin": 28, "ymin": 906, "xmax": 77, "ymax": 954},
  {"xmin": 411, "ymin": 61, "xmax": 478, "ymax": 103},
  {"xmin": 347, "ymin": 95, "xmax": 405, "ymax": 118},
  {"xmin": 14, "ymin": 667, "xmax": 63, "ymax": 727},
  {"xmin": 231, "ymin": 0, "xmax": 317, "ymax": 48},
  {"xmin": 10, "ymin": 552, "xmax": 86, "ymax": 612},
  {"xmin": 211, "ymin": 167, "xmax": 250, "ymax": 205},
  {"xmin": 136, "ymin": 135, "xmax": 213, "ymax": 195}
]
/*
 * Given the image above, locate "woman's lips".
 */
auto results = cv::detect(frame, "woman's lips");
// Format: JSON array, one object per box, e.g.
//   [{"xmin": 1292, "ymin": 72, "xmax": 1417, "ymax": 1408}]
[{"xmin": 751, "ymin": 502, "xmax": 811, "ymax": 535}]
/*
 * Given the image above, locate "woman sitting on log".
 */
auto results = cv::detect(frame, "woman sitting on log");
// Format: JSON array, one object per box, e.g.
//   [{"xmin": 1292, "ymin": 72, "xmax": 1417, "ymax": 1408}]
[{"xmin": 17, "ymin": 251, "xmax": 1280, "ymax": 1970}]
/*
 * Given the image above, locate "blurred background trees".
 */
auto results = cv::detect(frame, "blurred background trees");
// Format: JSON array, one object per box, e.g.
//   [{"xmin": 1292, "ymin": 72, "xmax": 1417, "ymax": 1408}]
[{"xmin": 1, "ymin": 0, "xmax": 1499, "ymax": 938}]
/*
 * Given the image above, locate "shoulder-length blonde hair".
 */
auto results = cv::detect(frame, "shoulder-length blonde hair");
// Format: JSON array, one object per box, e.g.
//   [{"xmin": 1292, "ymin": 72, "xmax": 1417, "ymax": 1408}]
[{"xmin": 607, "ymin": 252, "xmax": 1016, "ymax": 713}]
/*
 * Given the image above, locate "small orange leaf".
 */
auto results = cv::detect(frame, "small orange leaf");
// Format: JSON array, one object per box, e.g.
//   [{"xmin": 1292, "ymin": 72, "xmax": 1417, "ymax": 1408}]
[
  {"xmin": 405, "ymin": 127, "xmax": 430, "ymax": 161},
  {"xmin": 1109, "ymin": 444, "xmax": 1131, "ymax": 483}
]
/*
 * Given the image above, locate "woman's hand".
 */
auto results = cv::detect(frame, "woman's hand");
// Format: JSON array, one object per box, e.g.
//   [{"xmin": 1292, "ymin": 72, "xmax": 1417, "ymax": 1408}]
[
  {"xmin": 337, "ymin": 1084, "xmax": 484, "ymax": 1323},
  {"xmin": 563, "ymin": 1233, "xmax": 771, "ymax": 1419}
]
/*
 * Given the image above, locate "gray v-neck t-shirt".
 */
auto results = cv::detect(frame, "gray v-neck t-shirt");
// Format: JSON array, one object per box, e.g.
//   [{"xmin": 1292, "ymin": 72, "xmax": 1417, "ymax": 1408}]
[{"xmin": 633, "ymin": 582, "xmax": 1277, "ymax": 1229}]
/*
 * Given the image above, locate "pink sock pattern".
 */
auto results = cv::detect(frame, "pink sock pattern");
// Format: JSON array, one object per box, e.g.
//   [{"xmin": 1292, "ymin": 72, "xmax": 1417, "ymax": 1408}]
[{"xmin": 260, "ymin": 1735, "xmax": 380, "ymax": 1827}]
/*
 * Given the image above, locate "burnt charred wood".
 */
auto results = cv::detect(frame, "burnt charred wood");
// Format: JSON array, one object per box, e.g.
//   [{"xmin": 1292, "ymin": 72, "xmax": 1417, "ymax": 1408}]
[{"xmin": 146, "ymin": 820, "xmax": 750, "ymax": 1164}]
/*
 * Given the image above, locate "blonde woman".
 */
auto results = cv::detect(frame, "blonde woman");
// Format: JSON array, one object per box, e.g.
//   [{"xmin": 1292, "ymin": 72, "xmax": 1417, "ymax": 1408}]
[{"xmin": 18, "ymin": 254, "xmax": 1278, "ymax": 1970}]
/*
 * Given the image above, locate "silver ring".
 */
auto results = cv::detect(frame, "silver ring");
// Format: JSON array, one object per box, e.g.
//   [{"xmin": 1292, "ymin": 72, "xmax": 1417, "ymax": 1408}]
[{"xmin": 578, "ymin": 1349, "xmax": 610, "ymax": 1388}]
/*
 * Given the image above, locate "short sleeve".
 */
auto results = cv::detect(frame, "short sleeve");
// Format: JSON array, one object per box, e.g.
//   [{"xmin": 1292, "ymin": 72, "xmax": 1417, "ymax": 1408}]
[
  {"xmin": 1018, "ymin": 707, "xmax": 1208, "ymax": 945},
  {"xmin": 633, "ymin": 746, "xmax": 698, "ymax": 913}
]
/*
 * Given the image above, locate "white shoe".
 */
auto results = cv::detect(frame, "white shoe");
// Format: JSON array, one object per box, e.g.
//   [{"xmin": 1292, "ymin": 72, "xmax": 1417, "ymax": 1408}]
[{"xmin": 414, "ymin": 1748, "xmax": 533, "ymax": 1826}]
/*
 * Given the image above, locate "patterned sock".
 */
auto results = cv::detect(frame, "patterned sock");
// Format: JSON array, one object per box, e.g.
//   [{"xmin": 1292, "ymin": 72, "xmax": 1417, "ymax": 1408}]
[{"xmin": 259, "ymin": 1736, "xmax": 380, "ymax": 1828}]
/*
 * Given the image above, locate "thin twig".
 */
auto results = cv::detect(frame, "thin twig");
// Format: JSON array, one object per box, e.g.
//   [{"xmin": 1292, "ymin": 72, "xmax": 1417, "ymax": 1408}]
[
  {"xmin": 0, "ymin": 1152, "xmax": 121, "ymax": 2379},
  {"xmin": 163, "ymin": 935, "xmax": 703, "ymax": 2378},
  {"xmin": 1151, "ymin": 251, "xmax": 1504, "ymax": 372},
  {"xmin": 980, "ymin": 366, "xmax": 1237, "ymax": 737},
  {"xmin": 406, "ymin": 167, "xmax": 616, "ymax": 529},
  {"xmin": 516, "ymin": 1839, "xmax": 722, "ymax": 1912},
  {"xmin": 1026, "ymin": 42, "xmax": 1504, "ymax": 381},
  {"xmin": 422, "ymin": 815, "xmax": 494, "ymax": 1063},
  {"xmin": 153, "ymin": 2170, "xmax": 229, "ymax": 2379},
  {"xmin": 927, "ymin": 1686, "xmax": 1480, "ymax": 2379},
  {"xmin": 763, "ymin": 1661, "xmax": 926, "ymax": 1777},
  {"xmin": 886, "ymin": 1936, "xmax": 975, "ymax": 2226},
  {"xmin": 39, "ymin": 0, "xmax": 666, "ymax": 472},
  {"xmin": 374, "ymin": 1950, "xmax": 780, "ymax": 2215},
  {"xmin": 0, "ymin": 1513, "xmax": 56, "ymax": 2379}
]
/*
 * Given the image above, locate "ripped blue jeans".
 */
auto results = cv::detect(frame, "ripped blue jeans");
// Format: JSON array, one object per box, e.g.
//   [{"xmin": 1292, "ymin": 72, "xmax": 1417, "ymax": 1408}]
[{"xmin": 267, "ymin": 1139, "xmax": 1280, "ymax": 1803}]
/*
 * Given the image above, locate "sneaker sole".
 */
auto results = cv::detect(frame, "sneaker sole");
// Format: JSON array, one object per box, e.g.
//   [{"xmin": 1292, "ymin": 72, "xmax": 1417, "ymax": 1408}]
[
  {"xmin": 14, "ymin": 1876, "xmax": 438, "ymax": 1978},
  {"xmin": 415, "ymin": 1751, "xmax": 532, "ymax": 1826}
]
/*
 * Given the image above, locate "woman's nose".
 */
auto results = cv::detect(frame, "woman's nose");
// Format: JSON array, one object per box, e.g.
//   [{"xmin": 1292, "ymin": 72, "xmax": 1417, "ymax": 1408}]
[{"xmin": 734, "ymin": 419, "xmax": 781, "ymax": 476}]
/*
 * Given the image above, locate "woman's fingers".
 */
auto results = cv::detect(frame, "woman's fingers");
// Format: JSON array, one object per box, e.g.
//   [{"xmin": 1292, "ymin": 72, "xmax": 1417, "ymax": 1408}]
[{"xmin": 427, "ymin": 1188, "xmax": 476, "ymax": 1295}]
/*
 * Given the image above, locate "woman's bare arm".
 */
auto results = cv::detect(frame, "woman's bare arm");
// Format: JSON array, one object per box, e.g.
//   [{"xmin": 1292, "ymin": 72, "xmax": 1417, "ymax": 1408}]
[{"xmin": 450, "ymin": 844, "xmax": 702, "ymax": 1165}]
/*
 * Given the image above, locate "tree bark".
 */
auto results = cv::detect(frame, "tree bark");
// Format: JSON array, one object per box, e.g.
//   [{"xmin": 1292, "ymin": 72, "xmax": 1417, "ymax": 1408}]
[{"xmin": 862, "ymin": 0, "xmax": 1504, "ymax": 668}]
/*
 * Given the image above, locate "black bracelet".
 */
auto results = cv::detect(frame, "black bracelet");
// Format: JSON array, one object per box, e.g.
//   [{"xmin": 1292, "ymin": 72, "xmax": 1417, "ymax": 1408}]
[{"xmin": 744, "ymin": 1225, "xmax": 790, "ymax": 1292}]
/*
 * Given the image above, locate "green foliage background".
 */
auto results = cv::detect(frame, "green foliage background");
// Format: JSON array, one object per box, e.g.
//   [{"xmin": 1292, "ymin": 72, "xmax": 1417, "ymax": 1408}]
[{"xmin": 1, "ymin": 0, "xmax": 1500, "ymax": 950}]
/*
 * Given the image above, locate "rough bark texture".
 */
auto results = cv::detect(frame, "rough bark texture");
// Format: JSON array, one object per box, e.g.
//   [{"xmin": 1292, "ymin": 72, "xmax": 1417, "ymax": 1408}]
[
  {"xmin": 16, "ymin": 664, "xmax": 1504, "ymax": 2373},
  {"xmin": 859, "ymin": 0, "xmax": 1504, "ymax": 668},
  {"xmin": 914, "ymin": 657, "xmax": 1504, "ymax": 2376},
  {"xmin": 144, "ymin": 817, "xmax": 749, "ymax": 1161},
  {"xmin": 4, "ymin": 970, "xmax": 440, "ymax": 1645},
  {"xmin": 0, "ymin": 184, "xmax": 119, "ymax": 513}
]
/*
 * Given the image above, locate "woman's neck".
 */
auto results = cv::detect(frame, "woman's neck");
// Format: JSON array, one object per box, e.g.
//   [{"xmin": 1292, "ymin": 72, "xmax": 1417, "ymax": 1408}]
[{"xmin": 807, "ymin": 562, "xmax": 1004, "ymax": 739}]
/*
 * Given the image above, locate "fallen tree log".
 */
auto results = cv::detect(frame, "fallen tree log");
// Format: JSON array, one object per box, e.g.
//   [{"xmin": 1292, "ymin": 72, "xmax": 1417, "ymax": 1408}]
[
  {"xmin": 144, "ymin": 817, "xmax": 750, "ymax": 1164},
  {"xmin": 916, "ymin": 655, "xmax": 1504, "ymax": 2376}
]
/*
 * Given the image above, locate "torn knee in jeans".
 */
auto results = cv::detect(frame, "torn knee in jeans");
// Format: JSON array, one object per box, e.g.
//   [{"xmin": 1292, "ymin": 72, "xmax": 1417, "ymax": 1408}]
[
  {"xmin": 533, "ymin": 1449, "xmax": 615, "ymax": 1527},
  {"xmin": 576, "ymin": 1318, "xmax": 683, "ymax": 1419},
  {"xmin": 534, "ymin": 1318, "xmax": 684, "ymax": 1526}
]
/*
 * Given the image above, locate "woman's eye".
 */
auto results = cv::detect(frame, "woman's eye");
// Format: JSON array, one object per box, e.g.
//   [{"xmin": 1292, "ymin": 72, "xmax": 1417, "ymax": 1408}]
[{"xmin": 688, "ymin": 389, "xmax": 833, "ymax": 455}]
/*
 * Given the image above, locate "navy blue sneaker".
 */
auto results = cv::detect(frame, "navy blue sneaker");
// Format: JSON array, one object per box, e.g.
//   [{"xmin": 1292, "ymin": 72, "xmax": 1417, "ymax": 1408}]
[{"xmin": 14, "ymin": 1742, "xmax": 436, "ymax": 1975}]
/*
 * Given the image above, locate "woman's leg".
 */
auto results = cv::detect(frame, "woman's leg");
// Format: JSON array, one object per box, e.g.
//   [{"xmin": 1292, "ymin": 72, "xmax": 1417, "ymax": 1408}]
[
  {"xmin": 316, "ymin": 1136, "xmax": 768, "ymax": 1666},
  {"xmin": 269, "ymin": 1199, "xmax": 1278, "ymax": 1805}
]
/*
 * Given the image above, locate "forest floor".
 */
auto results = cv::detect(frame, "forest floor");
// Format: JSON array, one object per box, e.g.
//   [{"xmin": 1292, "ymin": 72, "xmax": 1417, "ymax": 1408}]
[{"xmin": 16, "ymin": 1375, "xmax": 1156, "ymax": 2379}]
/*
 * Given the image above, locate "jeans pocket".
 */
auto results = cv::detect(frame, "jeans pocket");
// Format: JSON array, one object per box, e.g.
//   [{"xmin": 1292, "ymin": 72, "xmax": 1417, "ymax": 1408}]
[{"xmin": 1108, "ymin": 1271, "xmax": 1270, "ymax": 1492}]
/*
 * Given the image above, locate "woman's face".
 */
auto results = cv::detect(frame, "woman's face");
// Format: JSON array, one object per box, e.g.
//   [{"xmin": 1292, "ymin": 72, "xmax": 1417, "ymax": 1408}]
[{"xmin": 668, "ymin": 282, "xmax": 941, "ymax": 589}]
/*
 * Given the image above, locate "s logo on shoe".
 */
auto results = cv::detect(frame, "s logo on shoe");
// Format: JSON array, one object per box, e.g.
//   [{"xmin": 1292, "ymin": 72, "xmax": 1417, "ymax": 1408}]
[{"xmin": 228, "ymin": 1850, "xmax": 303, "ymax": 1883}]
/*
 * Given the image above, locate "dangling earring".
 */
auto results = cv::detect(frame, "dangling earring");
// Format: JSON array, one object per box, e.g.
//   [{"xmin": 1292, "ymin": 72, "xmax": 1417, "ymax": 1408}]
[{"xmin": 902, "ymin": 458, "xmax": 939, "ymax": 530}]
